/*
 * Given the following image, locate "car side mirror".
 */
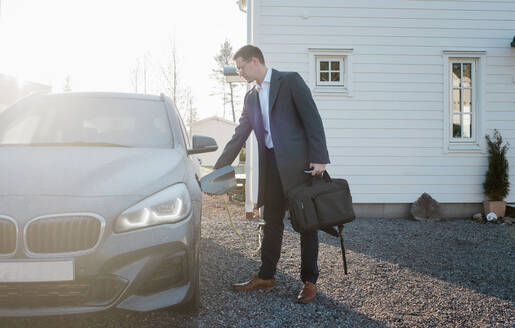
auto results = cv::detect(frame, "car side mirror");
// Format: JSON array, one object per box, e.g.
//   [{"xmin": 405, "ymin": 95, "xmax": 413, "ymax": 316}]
[{"xmin": 187, "ymin": 135, "xmax": 218, "ymax": 155}]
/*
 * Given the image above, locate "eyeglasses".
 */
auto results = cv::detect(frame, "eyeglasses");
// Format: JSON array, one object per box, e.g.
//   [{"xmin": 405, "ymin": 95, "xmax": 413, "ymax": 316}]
[{"xmin": 236, "ymin": 60, "xmax": 250, "ymax": 73}]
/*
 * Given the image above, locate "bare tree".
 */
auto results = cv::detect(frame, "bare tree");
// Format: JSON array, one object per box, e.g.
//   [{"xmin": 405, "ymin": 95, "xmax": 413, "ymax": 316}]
[
  {"xmin": 211, "ymin": 39, "xmax": 242, "ymax": 122},
  {"xmin": 63, "ymin": 74, "xmax": 72, "ymax": 92},
  {"xmin": 159, "ymin": 37, "xmax": 198, "ymax": 132},
  {"xmin": 142, "ymin": 52, "xmax": 150, "ymax": 94},
  {"xmin": 161, "ymin": 38, "xmax": 181, "ymax": 106},
  {"xmin": 130, "ymin": 55, "xmax": 152, "ymax": 94},
  {"xmin": 130, "ymin": 53, "xmax": 154, "ymax": 94},
  {"xmin": 130, "ymin": 59, "xmax": 140, "ymax": 93},
  {"xmin": 183, "ymin": 87, "xmax": 198, "ymax": 139}
]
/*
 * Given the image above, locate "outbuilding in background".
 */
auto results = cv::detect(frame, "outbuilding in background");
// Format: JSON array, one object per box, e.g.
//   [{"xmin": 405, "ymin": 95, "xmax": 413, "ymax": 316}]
[{"xmin": 190, "ymin": 116, "xmax": 240, "ymax": 168}]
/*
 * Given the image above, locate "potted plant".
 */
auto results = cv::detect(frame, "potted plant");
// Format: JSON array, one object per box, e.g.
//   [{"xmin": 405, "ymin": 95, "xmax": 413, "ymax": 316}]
[
  {"xmin": 239, "ymin": 147, "xmax": 246, "ymax": 164},
  {"xmin": 483, "ymin": 129, "xmax": 510, "ymax": 217}
]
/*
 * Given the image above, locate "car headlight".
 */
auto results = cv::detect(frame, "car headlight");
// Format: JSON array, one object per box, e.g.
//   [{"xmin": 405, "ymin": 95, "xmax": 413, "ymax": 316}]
[{"xmin": 114, "ymin": 183, "xmax": 192, "ymax": 233}]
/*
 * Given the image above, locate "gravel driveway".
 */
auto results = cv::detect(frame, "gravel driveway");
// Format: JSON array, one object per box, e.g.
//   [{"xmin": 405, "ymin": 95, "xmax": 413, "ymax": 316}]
[{"xmin": 3, "ymin": 195, "xmax": 514, "ymax": 327}]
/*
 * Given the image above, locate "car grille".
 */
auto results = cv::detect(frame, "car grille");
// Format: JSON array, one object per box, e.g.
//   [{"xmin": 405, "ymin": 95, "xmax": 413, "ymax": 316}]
[
  {"xmin": 0, "ymin": 218, "xmax": 16, "ymax": 254},
  {"xmin": 0, "ymin": 276, "xmax": 127, "ymax": 308},
  {"xmin": 0, "ymin": 281, "xmax": 90, "ymax": 308},
  {"xmin": 26, "ymin": 215, "xmax": 102, "ymax": 254}
]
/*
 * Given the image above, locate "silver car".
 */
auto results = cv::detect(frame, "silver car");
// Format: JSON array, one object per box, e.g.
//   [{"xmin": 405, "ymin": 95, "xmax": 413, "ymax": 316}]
[{"xmin": 0, "ymin": 92, "xmax": 217, "ymax": 316}]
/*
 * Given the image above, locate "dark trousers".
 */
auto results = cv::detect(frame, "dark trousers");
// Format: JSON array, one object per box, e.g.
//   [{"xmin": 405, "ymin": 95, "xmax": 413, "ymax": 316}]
[{"xmin": 257, "ymin": 147, "xmax": 319, "ymax": 283}]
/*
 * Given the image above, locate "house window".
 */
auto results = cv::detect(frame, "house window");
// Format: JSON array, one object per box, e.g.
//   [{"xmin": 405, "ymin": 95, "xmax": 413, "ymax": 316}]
[
  {"xmin": 316, "ymin": 57, "xmax": 344, "ymax": 86},
  {"xmin": 308, "ymin": 48, "xmax": 352, "ymax": 95},
  {"xmin": 451, "ymin": 60, "xmax": 475, "ymax": 140},
  {"xmin": 443, "ymin": 51, "xmax": 485, "ymax": 153}
]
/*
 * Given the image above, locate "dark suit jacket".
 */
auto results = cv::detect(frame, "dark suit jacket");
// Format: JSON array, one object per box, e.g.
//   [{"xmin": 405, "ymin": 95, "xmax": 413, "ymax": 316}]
[{"xmin": 214, "ymin": 69, "xmax": 330, "ymax": 207}]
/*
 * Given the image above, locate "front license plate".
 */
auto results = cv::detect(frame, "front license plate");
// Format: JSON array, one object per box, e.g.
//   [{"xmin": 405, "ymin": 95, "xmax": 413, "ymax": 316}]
[{"xmin": 0, "ymin": 261, "xmax": 74, "ymax": 282}]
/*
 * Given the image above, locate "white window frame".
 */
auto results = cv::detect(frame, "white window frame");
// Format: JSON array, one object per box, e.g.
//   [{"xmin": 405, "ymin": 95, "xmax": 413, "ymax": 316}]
[
  {"xmin": 308, "ymin": 48, "xmax": 352, "ymax": 95},
  {"xmin": 442, "ymin": 51, "xmax": 486, "ymax": 153},
  {"xmin": 316, "ymin": 56, "xmax": 344, "ymax": 86},
  {"xmin": 450, "ymin": 59, "xmax": 476, "ymax": 141}
]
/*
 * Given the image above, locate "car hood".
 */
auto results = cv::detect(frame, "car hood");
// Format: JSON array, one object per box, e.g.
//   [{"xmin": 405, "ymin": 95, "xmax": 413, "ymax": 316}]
[{"xmin": 0, "ymin": 147, "xmax": 186, "ymax": 197}]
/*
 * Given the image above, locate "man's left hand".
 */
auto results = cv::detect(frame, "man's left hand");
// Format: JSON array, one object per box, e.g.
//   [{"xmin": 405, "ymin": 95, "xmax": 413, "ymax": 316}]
[{"xmin": 309, "ymin": 163, "xmax": 327, "ymax": 176}]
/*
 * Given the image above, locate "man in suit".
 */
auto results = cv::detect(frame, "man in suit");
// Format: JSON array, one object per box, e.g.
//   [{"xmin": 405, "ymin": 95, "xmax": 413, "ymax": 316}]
[{"xmin": 214, "ymin": 45, "xmax": 330, "ymax": 304}]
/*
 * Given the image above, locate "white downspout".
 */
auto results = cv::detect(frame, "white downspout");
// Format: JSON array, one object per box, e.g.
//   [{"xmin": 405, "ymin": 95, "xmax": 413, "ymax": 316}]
[{"xmin": 243, "ymin": 0, "xmax": 260, "ymax": 218}]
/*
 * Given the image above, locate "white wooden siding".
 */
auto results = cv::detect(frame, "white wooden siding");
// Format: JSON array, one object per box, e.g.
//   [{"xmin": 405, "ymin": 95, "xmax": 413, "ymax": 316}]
[{"xmin": 252, "ymin": 0, "xmax": 515, "ymax": 203}]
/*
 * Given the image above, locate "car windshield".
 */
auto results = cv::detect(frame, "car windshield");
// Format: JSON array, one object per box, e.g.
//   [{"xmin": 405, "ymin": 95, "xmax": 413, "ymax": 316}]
[{"xmin": 0, "ymin": 95, "xmax": 173, "ymax": 148}]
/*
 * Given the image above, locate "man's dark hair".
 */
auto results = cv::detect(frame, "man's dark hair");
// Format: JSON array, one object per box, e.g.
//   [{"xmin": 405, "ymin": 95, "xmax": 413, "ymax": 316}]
[{"xmin": 233, "ymin": 45, "xmax": 265, "ymax": 64}]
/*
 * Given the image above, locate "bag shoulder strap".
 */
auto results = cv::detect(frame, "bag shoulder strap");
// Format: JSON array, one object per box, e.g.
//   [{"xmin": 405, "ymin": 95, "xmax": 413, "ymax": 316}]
[
  {"xmin": 337, "ymin": 224, "xmax": 348, "ymax": 275},
  {"xmin": 320, "ymin": 225, "xmax": 349, "ymax": 275}
]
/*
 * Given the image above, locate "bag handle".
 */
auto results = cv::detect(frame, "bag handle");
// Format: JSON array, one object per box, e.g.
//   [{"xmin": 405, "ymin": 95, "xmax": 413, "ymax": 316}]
[
  {"xmin": 322, "ymin": 170, "xmax": 332, "ymax": 182},
  {"xmin": 305, "ymin": 169, "xmax": 332, "ymax": 185}
]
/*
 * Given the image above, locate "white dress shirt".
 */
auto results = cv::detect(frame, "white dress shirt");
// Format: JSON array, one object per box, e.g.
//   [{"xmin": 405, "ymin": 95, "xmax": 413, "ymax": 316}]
[{"xmin": 255, "ymin": 68, "xmax": 274, "ymax": 149}]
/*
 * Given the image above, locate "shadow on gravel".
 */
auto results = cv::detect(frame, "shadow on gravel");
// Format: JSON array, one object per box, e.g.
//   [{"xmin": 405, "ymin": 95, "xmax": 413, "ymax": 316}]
[
  {"xmin": 309, "ymin": 218, "xmax": 515, "ymax": 302},
  {"xmin": 0, "ymin": 308, "xmax": 198, "ymax": 328},
  {"xmin": 201, "ymin": 237, "xmax": 388, "ymax": 328},
  {"xmin": 0, "ymin": 303, "xmax": 199, "ymax": 328},
  {"xmin": 1, "ymin": 234, "xmax": 386, "ymax": 328}
]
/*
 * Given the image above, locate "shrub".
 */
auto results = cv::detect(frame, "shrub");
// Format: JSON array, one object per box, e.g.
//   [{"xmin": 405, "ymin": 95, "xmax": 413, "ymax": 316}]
[
  {"xmin": 239, "ymin": 147, "xmax": 246, "ymax": 163},
  {"xmin": 483, "ymin": 129, "xmax": 510, "ymax": 201}
]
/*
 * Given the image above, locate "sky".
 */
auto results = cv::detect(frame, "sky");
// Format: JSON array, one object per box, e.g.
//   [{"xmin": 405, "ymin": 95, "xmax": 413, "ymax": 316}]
[{"xmin": 0, "ymin": 0, "xmax": 247, "ymax": 119}]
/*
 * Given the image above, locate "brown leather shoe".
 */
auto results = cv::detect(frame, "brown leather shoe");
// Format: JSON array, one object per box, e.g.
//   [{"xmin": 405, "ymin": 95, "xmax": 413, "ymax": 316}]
[
  {"xmin": 232, "ymin": 275, "xmax": 275, "ymax": 291},
  {"xmin": 297, "ymin": 281, "xmax": 317, "ymax": 304}
]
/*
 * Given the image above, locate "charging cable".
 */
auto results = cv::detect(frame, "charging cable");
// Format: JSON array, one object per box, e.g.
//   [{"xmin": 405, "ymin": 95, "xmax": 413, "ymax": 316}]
[{"xmin": 221, "ymin": 194, "xmax": 263, "ymax": 256}]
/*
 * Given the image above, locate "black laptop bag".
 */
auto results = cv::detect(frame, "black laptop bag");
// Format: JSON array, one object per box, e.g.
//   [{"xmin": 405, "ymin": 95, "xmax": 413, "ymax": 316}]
[{"xmin": 287, "ymin": 171, "xmax": 355, "ymax": 274}]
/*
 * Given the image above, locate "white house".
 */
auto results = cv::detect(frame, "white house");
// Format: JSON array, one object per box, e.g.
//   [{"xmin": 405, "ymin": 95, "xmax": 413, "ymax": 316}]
[
  {"xmin": 237, "ymin": 0, "xmax": 515, "ymax": 218},
  {"xmin": 190, "ymin": 116, "xmax": 240, "ymax": 167}
]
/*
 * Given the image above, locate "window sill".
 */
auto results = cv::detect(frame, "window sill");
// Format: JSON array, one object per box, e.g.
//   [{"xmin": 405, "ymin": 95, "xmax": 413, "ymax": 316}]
[
  {"xmin": 313, "ymin": 86, "xmax": 351, "ymax": 96},
  {"xmin": 447, "ymin": 142, "xmax": 483, "ymax": 153}
]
